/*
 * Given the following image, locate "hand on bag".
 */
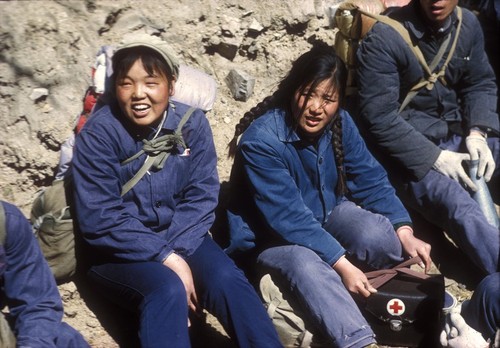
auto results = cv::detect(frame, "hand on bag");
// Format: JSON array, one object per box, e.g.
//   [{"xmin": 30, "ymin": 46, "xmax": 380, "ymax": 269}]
[
  {"xmin": 466, "ymin": 132, "xmax": 495, "ymax": 182},
  {"xmin": 440, "ymin": 312, "xmax": 488, "ymax": 348},
  {"xmin": 396, "ymin": 226, "xmax": 432, "ymax": 273},
  {"xmin": 432, "ymin": 150, "xmax": 477, "ymax": 191},
  {"xmin": 333, "ymin": 256, "xmax": 377, "ymax": 298},
  {"xmin": 163, "ymin": 252, "xmax": 200, "ymax": 325}
]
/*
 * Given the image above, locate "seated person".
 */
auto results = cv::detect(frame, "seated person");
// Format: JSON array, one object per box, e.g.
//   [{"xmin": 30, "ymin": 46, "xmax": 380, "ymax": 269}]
[
  {"xmin": 0, "ymin": 200, "xmax": 89, "ymax": 347},
  {"xmin": 225, "ymin": 42, "xmax": 432, "ymax": 348},
  {"xmin": 70, "ymin": 33, "xmax": 282, "ymax": 347},
  {"xmin": 355, "ymin": 0, "xmax": 499, "ymax": 276}
]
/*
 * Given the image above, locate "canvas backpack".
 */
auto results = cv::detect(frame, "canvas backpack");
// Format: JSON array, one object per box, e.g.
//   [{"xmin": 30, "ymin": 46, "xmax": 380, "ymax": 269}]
[
  {"xmin": 333, "ymin": 0, "xmax": 385, "ymax": 96},
  {"xmin": 30, "ymin": 179, "xmax": 76, "ymax": 281},
  {"xmin": 333, "ymin": 0, "xmax": 463, "ymax": 111},
  {"xmin": 259, "ymin": 274, "xmax": 330, "ymax": 348}
]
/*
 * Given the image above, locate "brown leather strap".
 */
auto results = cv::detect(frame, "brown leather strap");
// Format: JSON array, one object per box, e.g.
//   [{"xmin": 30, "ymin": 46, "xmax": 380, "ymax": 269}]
[{"xmin": 365, "ymin": 256, "xmax": 429, "ymax": 289}]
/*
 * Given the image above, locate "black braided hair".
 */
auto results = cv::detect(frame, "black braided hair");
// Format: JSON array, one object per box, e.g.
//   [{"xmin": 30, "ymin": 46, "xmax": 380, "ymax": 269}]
[
  {"xmin": 228, "ymin": 42, "xmax": 349, "ymax": 195},
  {"xmin": 228, "ymin": 95, "xmax": 277, "ymax": 158},
  {"xmin": 332, "ymin": 114, "xmax": 347, "ymax": 196}
]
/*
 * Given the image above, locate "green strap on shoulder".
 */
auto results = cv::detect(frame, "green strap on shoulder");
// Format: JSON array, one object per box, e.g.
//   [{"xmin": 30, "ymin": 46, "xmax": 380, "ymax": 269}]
[
  {"xmin": 120, "ymin": 107, "xmax": 196, "ymax": 196},
  {"xmin": 358, "ymin": 6, "xmax": 463, "ymax": 113},
  {"xmin": 0, "ymin": 202, "xmax": 6, "ymax": 246}
]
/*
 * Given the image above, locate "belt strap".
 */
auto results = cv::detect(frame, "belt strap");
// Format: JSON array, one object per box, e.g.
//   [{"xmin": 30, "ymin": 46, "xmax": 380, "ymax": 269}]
[{"xmin": 365, "ymin": 256, "xmax": 429, "ymax": 289}]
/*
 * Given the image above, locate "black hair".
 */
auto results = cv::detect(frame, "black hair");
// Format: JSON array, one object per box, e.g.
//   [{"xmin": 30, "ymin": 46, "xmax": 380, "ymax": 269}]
[
  {"xmin": 111, "ymin": 46, "xmax": 175, "ymax": 89},
  {"xmin": 228, "ymin": 42, "xmax": 348, "ymax": 195}
]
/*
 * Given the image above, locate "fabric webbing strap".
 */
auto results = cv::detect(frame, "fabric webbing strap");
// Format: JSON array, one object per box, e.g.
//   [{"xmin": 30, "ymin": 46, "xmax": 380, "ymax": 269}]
[{"xmin": 359, "ymin": 7, "xmax": 463, "ymax": 112}]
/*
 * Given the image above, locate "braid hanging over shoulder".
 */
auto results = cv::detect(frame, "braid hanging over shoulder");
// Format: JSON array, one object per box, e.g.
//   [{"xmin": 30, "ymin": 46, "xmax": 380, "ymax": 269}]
[
  {"xmin": 331, "ymin": 114, "xmax": 348, "ymax": 196},
  {"xmin": 228, "ymin": 94, "xmax": 277, "ymax": 158}
]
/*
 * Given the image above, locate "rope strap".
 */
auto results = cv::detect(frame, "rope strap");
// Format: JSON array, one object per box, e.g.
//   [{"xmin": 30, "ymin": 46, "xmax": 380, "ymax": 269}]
[{"xmin": 120, "ymin": 107, "xmax": 195, "ymax": 196}]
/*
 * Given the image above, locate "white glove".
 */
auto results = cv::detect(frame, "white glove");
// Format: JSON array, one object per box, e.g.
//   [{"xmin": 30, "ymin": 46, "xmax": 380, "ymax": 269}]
[
  {"xmin": 440, "ymin": 312, "xmax": 489, "ymax": 348},
  {"xmin": 433, "ymin": 150, "xmax": 477, "ymax": 191},
  {"xmin": 466, "ymin": 133, "xmax": 495, "ymax": 182}
]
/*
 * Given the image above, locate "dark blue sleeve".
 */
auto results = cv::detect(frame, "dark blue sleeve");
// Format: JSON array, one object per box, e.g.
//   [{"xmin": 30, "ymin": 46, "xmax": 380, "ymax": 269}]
[
  {"xmin": 161, "ymin": 111, "xmax": 220, "ymax": 257},
  {"xmin": 2, "ymin": 202, "xmax": 62, "ymax": 347},
  {"xmin": 457, "ymin": 10, "xmax": 499, "ymax": 134},
  {"xmin": 356, "ymin": 24, "xmax": 441, "ymax": 180},
  {"xmin": 341, "ymin": 112, "xmax": 411, "ymax": 226}
]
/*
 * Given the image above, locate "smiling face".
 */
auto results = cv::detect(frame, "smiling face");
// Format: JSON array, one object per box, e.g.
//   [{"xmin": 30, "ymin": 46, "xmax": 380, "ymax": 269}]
[
  {"xmin": 115, "ymin": 59, "xmax": 174, "ymax": 128},
  {"xmin": 291, "ymin": 79, "xmax": 339, "ymax": 141},
  {"xmin": 419, "ymin": 0, "xmax": 458, "ymax": 27}
]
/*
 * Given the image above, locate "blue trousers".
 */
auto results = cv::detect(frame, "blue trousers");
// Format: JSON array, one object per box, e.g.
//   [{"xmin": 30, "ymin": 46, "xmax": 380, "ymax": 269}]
[
  {"xmin": 257, "ymin": 200, "xmax": 404, "ymax": 348},
  {"xmin": 88, "ymin": 236, "xmax": 282, "ymax": 348},
  {"xmin": 462, "ymin": 272, "xmax": 500, "ymax": 341},
  {"xmin": 392, "ymin": 136, "xmax": 500, "ymax": 275},
  {"xmin": 56, "ymin": 322, "xmax": 90, "ymax": 347}
]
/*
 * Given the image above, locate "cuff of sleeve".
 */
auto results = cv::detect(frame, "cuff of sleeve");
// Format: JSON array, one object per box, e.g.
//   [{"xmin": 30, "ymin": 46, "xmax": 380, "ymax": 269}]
[
  {"xmin": 470, "ymin": 127, "xmax": 488, "ymax": 138},
  {"xmin": 158, "ymin": 248, "xmax": 175, "ymax": 263},
  {"xmin": 393, "ymin": 222, "xmax": 413, "ymax": 231},
  {"xmin": 327, "ymin": 248, "xmax": 346, "ymax": 267}
]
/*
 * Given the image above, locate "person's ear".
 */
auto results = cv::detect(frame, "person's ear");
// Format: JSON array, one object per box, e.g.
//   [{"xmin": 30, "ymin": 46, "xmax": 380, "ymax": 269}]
[{"xmin": 169, "ymin": 78, "xmax": 176, "ymax": 96}]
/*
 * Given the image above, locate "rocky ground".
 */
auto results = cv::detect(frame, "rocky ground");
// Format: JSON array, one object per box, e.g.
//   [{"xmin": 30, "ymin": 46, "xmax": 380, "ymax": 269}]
[{"xmin": 0, "ymin": 0, "xmax": 484, "ymax": 347}]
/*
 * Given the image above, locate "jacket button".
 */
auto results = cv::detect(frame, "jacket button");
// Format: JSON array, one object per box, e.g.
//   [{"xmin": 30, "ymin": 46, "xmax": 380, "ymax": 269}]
[
  {"xmin": 155, "ymin": 201, "xmax": 161, "ymax": 208},
  {"xmin": 319, "ymin": 157, "xmax": 323, "ymax": 165}
]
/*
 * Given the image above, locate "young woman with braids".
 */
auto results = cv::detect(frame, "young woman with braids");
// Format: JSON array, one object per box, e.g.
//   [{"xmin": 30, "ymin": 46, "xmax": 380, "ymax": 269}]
[{"xmin": 224, "ymin": 43, "xmax": 432, "ymax": 348}]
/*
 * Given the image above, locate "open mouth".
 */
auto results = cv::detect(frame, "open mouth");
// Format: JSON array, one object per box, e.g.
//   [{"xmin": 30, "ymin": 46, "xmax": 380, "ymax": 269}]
[
  {"xmin": 305, "ymin": 115, "xmax": 321, "ymax": 127},
  {"xmin": 131, "ymin": 104, "xmax": 151, "ymax": 116}
]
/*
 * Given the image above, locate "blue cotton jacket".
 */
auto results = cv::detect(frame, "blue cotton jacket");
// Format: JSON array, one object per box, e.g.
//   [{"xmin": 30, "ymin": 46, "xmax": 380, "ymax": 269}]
[
  {"xmin": 71, "ymin": 102, "xmax": 219, "ymax": 263},
  {"xmin": 226, "ymin": 108, "xmax": 410, "ymax": 266},
  {"xmin": 0, "ymin": 201, "xmax": 64, "ymax": 347},
  {"xmin": 356, "ymin": 2, "xmax": 499, "ymax": 181}
]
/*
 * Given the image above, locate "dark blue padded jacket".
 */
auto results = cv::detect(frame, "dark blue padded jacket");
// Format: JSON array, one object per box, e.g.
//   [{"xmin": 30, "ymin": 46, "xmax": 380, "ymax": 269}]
[{"xmin": 356, "ymin": 1, "xmax": 498, "ymax": 181}]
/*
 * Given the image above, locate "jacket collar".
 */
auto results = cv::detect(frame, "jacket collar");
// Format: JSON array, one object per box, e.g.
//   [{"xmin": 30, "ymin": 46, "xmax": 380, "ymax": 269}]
[
  {"xmin": 272, "ymin": 107, "xmax": 335, "ymax": 149},
  {"xmin": 163, "ymin": 102, "xmax": 180, "ymax": 131}
]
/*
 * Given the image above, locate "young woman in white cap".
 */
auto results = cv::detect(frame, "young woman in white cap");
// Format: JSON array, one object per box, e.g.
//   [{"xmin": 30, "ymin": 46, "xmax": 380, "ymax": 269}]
[{"xmin": 71, "ymin": 33, "xmax": 282, "ymax": 348}]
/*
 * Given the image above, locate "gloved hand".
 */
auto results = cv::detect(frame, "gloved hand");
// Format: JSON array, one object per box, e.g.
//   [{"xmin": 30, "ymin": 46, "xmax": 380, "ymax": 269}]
[
  {"xmin": 433, "ymin": 150, "xmax": 477, "ymax": 191},
  {"xmin": 466, "ymin": 133, "xmax": 495, "ymax": 182},
  {"xmin": 440, "ymin": 312, "xmax": 489, "ymax": 348}
]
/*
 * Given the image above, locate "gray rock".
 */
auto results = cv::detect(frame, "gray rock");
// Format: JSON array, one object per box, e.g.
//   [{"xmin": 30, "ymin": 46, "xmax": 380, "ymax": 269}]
[{"xmin": 225, "ymin": 69, "xmax": 255, "ymax": 102}]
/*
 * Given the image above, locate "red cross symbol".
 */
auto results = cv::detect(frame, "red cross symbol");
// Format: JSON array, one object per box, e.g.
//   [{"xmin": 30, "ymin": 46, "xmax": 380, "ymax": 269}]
[{"xmin": 386, "ymin": 298, "xmax": 405, "ymax": 316}]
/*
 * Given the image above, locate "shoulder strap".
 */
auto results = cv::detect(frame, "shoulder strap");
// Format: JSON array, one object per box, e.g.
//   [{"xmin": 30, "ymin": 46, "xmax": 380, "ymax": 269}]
[
  {"xmin": 397, "ymin": 7, "xmax": 463, "ymax": 112},
  {"xmin": 120, "ymin": 107, "xmax": 196, "ymax": 196},
  {"xmin": 0, "ymin": 202, "xmax": 6, "ymax": 246},
  {"xmin": 359, "ymin": 7, "xmax": 463, "ymax": 113},
  {"xmin": 359, "ymin": 9, "xmax": 432, "ymax": 75}
]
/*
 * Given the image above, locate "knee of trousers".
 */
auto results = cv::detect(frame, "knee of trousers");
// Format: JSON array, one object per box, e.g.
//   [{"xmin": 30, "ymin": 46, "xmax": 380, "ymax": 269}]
[
  {"xmin": 265, "ymin": 245, "xmax": 333, "ymax": 285},
  {"xmin": 350, "ymin": 226, "xmax": 400, "ymax": 253},
  {"xmin": 142, "ymin": 274, "xmax": 187, "ymax": 310},
  {"xmin": 199, "ymin": 263, "xmax": 252, "ymax": 301}
]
